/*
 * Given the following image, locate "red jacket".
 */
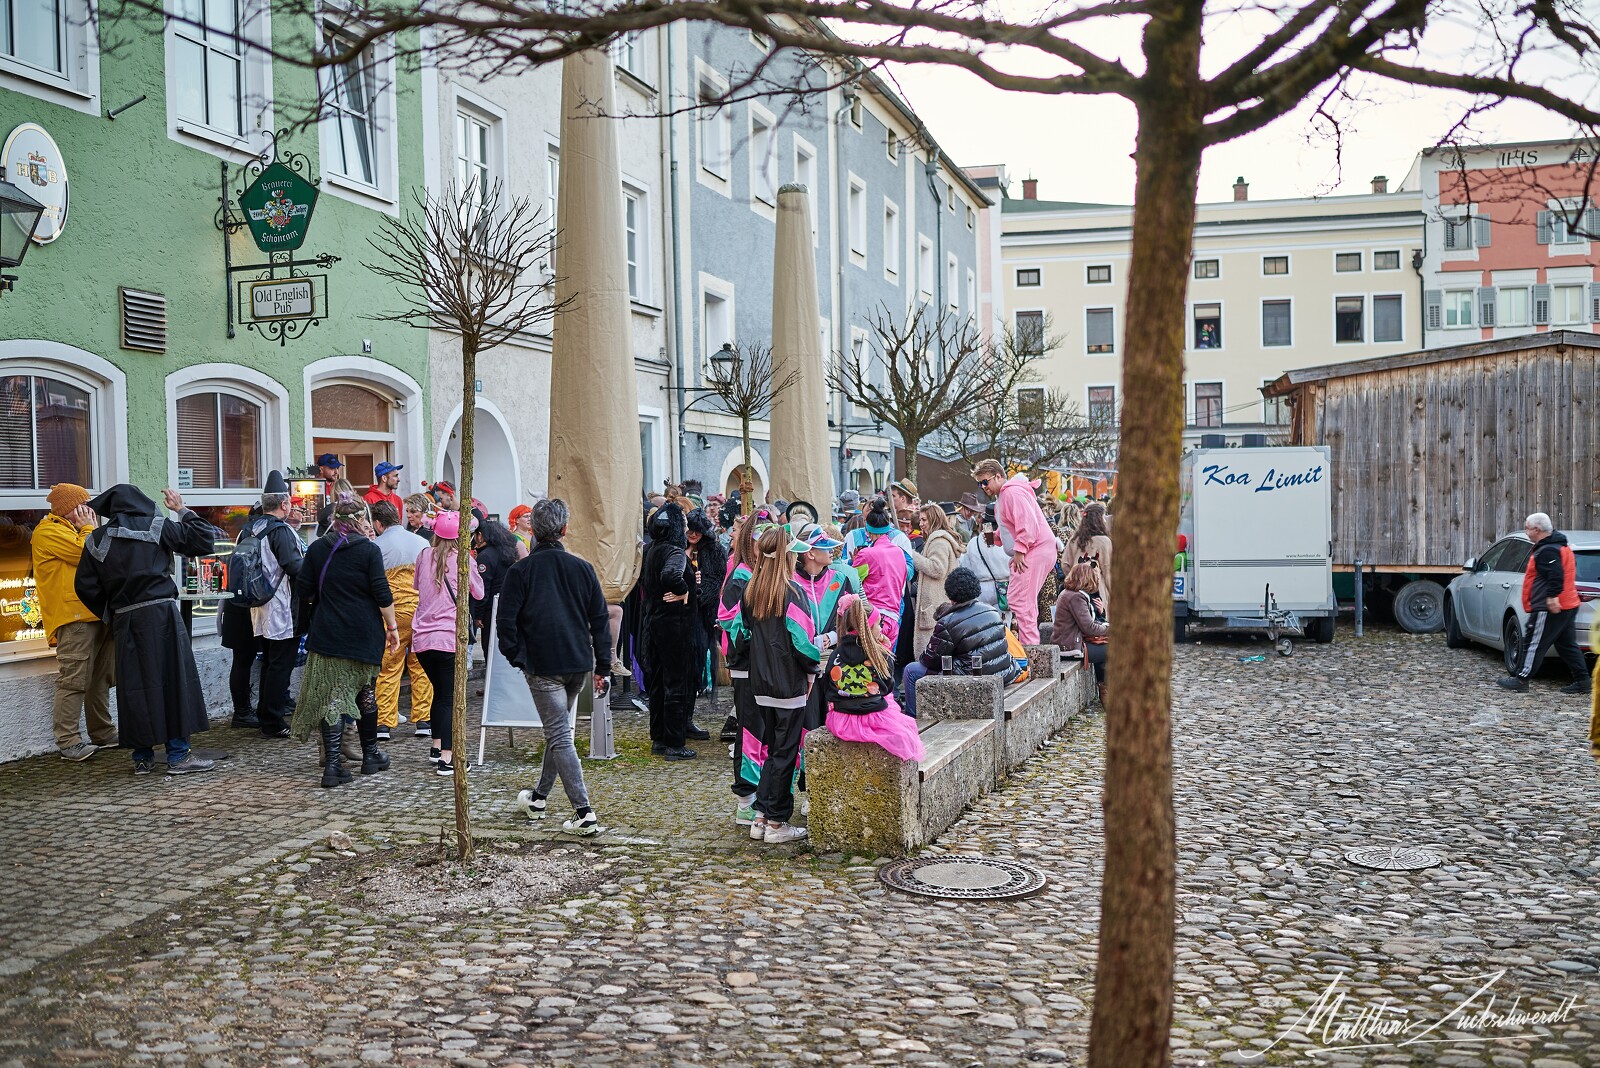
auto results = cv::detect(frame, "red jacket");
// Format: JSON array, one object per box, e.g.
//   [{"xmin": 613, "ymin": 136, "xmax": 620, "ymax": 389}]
[
  {"xmin": 364, "ymin": 485, "xmax": 403, "ymax": 514},
  {"xmin": 1522, "ymin": 531, "xmax": 1579, "ymax": 612}
]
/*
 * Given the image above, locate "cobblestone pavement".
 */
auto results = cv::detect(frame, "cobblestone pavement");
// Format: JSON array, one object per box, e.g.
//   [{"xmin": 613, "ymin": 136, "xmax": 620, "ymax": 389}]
[{"xmin": 1, "ymin": 628, "xmax": 1598, "ymax": 1067}]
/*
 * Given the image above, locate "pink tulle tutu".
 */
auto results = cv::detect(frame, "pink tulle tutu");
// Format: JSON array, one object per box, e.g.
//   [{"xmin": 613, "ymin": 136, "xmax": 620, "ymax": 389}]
[{"xmin": 825, "ymin": 700, "xmax": 925, "ymax": 763}]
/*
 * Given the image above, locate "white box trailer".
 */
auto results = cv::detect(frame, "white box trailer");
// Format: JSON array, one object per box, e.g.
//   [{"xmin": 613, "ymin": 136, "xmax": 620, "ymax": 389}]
[{"xmin": 1175, "ymin": 446, "xmax": 1336, "ymax": 647}]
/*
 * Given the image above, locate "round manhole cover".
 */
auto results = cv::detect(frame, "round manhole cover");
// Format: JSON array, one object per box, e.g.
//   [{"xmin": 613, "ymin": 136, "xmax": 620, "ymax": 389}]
[
  {"xmin": 1346, "ymin": 845, "xmax": 1443, "ymax": 872},
  {"xmin": 879, "ymin": 856, "xmax": 1048, "ymax": 900}
]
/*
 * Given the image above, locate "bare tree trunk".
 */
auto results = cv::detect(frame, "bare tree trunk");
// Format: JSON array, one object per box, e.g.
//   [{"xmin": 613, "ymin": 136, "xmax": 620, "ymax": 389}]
[
  {"xmin": 740, "ymin": 414, "xmax": 754, "ymax": 515},
  {"xmin": 903, "ymin": 434, "xmax": 919, "ymax": 487},
  {"xmin": 452, "ymin": 341, "xmax": 477, "ymax": 862},
  {"xmin": 1086, "ymin": 8, "xmax": 1202, "ymax": 1066}
]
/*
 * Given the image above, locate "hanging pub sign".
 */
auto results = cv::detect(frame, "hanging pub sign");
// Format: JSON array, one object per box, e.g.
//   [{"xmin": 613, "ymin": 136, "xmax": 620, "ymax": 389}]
[
  {"xmin": 236, "ymin": 272, "xmax": 328, "ymax": 327},
  {"xmin": 3, "ymin": 123, "xmax": 69, "ymax": 243},
  {"xmin": 238, "ymin": 161, "xmax": 318, "ymax": 253}
]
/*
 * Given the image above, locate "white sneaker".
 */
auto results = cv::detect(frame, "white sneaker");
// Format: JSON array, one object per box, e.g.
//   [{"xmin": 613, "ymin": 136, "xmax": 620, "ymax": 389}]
[
  {"xmin": 763, "ymin": 822, "xmax": 809, "ymax": 844},
  {"xmin": 561, "ymin": 811, "xmax": 600, "ymax": 837},
  {"xmin": 517, "ymin": 789, "xmax": 547, "ymax": 821},
  {"xmin": 749, "ymin": 816, "xmax": 769, "ymax": 841}
]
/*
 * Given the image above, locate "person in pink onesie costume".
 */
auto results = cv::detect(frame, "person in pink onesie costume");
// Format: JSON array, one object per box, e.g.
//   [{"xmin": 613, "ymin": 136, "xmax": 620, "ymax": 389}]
[{"xmin": 974, "ymin": 459, "xmax": 1059, "ymax": 645}]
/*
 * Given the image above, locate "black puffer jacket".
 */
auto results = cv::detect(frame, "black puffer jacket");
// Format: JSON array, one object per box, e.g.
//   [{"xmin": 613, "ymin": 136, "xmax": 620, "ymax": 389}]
[{"xmin": 918, "ymin": 598, "xmax": 1021, "ymax": 684}]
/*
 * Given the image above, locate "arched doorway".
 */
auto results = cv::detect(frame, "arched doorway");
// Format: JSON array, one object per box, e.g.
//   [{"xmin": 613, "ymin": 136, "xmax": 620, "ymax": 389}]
[
  {"xmin": 439, "ymin": 401, "xmax": 522, "ymax": 521},
  {"xmin": 718, "ymin": 444, "xmax": 768, "ymax": 503}
]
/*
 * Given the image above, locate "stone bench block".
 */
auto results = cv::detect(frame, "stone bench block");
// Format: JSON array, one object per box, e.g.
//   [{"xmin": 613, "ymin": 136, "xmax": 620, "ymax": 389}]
[
  {"xmin": 804, "ymin": 728, "xmax": 920, "ymax": 855},
  {"xmin": 915, "ymin": 673, "xmax": 1003, "ymax": 724},
  {"xmin": 1024, "ymin": 644, "xmax": 1062, "ymax": 682},
  {"xmin": 916, "ymin": 719, "xmax": 998, "ymax": 843}
]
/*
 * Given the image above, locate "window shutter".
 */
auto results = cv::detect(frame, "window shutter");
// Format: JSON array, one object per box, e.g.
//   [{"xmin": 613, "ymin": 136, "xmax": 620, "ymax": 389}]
[
  {"xmin": 1424, "ymin": 289, "xmax": 1443, "ymax": 331},
  {"xmin": 1478, "ymin": 286, "xmax": 1497, "ymax": 328},
  {"xmin": 1590, "ymin": 282, "xmax": 1600, "ymax": 323},
  {"xmin": 0, "ymin": 375, "xmax": 36, "ymax": 489},
  {"xmin": 119, "ymin": 288, "xmax": 168, "ymax": 353},
  {"xmin": 1262, "ymin": 301, "xmax": 1291, "ymax": 346},
  {"xmin": 1586, "ymin": 206, "xmax": 1600, "ymax": 240},
  {"xmin": 1373, "ymin": 296, "xmax": 1403, "ymax": 343},
  {"xmin": 176, "ymin": 394, "xmax": 221, "ymax": 489},
  {"xmin": 1086, "ymin": 309, "xmax": 1114, "ymax": 350},
  {"xmin": 1536, "ymin": 210, "xmax": 1553, "ymax": 245},
  {"xmin": 1531, "ymin": 283, "xmax": 1552, "ymax": 325},
  {"xmin": 1474, "ymin": 216, "xmax": 1491, "ymax": 248},
  {"xmin": 1442, "ymin": 219, "xmax": 1461, "ymax": 251}
]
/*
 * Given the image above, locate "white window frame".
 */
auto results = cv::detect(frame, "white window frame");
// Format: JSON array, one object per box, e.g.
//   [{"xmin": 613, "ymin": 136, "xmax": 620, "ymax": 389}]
[
  {"xmin": 1372, "ymin": 292, "xmax": 1405, "ymax": 344},
  {"xmin": 1086, "ymin": 384, "xmax": 1117, "ymax": 428},
  {"xmin": 453, "ymin": 89, "xmax": 506, "ymax": 225},
  {"xmin": 611, "ymin": 30, "xmax": 647, "ymax": 81},
  {"xmin": 1085, "ymin": 306, "xmax": 1116, "ymax": 356},
  {"xmin": 1261, "ymin": 254, "xmax": 1290, "ymax": 277},
  {"xmin": 164, "ymin": 0, "xmax": 273, "ymax": 160},
  {"xmin": 1553, "ymin": 282, "xmax": 1587, "ymax": 325},
  {"xmin": 1014, "ymin": 308, "xmax": 1046, "ymax": 355},
  {"xmin": 1261, "ymin": 379, "xmax": 1291, "ymax": 427},
  {"xmin": 917, "ymin": 236, "xmax": 934, "ymax": 302},
  {"xmin": 1497, "ymin": 286, "xmax": 1531, "ymax": 329},
  {"xmin": 1192, "ymin": 381, "xmax": 1224, "ymax": 428},
  {"xmin": 1333, "ymin": 293, "xmax": 1366, "ymax": 344},
  {"xmin": 541, "ymin": 139, "xmax": 560, "ymax": 274},
  {"xmin": 695, "ymin": 63, "xmax": 732, "ymax": 195},
  {"xmin": 966, "ymin": 268, "xmax": 976, "ymax": 326},
  {"xmin": 698, "ymin": 271, "xmax": 736, "ymax": 375},
  {"xmin": 316, "ymin": 13, "xmax": 399, "ymax": 208},
  {"xmin": 0, "ymin": 0, "xmax": 99, "ymax": 114},
  {"xmin": 1443, "ymin": 288, "xmax": 1474, "ymax": 328},
  {"xmin": 166, "ymin": 364, "xmax": 290, "ymax": 506},
  {"xmin": 885, "ymin": 127, "xmax": 898, "ymax": 163},
  {"xmin": 623, "ymin": 181, "xmax": 650, "ymax": 304},
  {"xmin": 1086, "ymin": 264, "xmax": 1112, "ymax": 285},
  {"xmin": 1189, "ymin": 300, "xmax": 1223, "ymax": 351},
  {"xmin": 946, "ymin": 253, "xmax": 959, "ymax": 310},
  {"xmin": 1440, "ymin": 208, "xmax": 1482, "ymax": 259},
  {"xmin": 1017, "ymin": 267, "xmax": 1043, "ymax": 287},
  {"xmin": 748, "ymin": 102, "xmax": 778, "ymax": 213},
  {"xmin": 1193, "ymin": 258, "xmax": 1221, "ymax": 281},
  {"xmin": 882, "ymin": 198, "xmax": 899, "ymax": 280},
  {"xmin": 1547, "ymin": 197, "xmax": 1591, "ymax": 253},
  {"xmin": 1333, "ymin": 250, "xmax": 1364, "ymax": 273},
  {"xmin": 847, "ymin": 173, "xmax": 867, "ymax": 263},
  {"xmin": 0, "ymin": 345, "xmax": 128, "ymax": 513},
  {"xmin": 1373, "ymin": 250, "xmax": 1402, "ymax": 271},
  {"xmin": 792, "ymin": 134, "xmax": 818, "ymax": 245},
  {"xmin": 1259, "ymin": 297, "xmax": 1293, "ymax": 348}
]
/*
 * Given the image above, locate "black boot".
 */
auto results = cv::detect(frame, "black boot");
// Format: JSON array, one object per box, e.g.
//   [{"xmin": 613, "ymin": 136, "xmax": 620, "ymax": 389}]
[
  {"xmin": 356, "ymin": 684, "xmax": 389, "ymax": 774},
  {"xmin": 321, "ymin": 721, "xmax": 353, "ymax": 788},
  {"xmin": 230, "ymin": 704, "xmax": 260, "ymax": 729}
]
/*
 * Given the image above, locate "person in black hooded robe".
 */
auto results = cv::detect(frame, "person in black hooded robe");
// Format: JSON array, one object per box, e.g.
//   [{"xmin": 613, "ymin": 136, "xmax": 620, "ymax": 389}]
[
  {"xmin": 74, "ymin": 486, "xmax": 218, "ymax": 775},
  {"xmin": 638, "ymin": 502, "xmax": 700, "ymax": 760},
  {"xmin": 685, "ymin": 507, "xmax": 727, "ymax": 695}
]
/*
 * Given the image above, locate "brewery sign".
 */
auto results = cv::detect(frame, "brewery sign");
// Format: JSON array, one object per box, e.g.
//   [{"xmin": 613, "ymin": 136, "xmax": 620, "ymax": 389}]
[
  {"xmin": 238, "ymin": 161, "xmax": 318, "ymax": 253},
  {"xmin": 2, "ymin": 123, "xmax": 68, "ymax": 243}
]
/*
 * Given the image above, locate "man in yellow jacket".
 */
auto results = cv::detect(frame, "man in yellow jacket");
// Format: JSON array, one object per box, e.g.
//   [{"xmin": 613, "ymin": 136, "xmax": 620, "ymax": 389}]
[{"xmin": 30, "ymin": 483, "xmax": 116, "ymax": 761}]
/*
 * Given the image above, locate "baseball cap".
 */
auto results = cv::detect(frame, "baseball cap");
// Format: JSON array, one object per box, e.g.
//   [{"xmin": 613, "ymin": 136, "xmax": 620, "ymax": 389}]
[
  {"xmin": 374, "ymin": 461, "xmax": 404, "ymax": 477},
  {"xmin": 316, "ymin": 453, "xmax": 343, "ymax": 469},
  {"xmin": 797, "ymin": 523, "xmax": 842, "ymax": 551}
]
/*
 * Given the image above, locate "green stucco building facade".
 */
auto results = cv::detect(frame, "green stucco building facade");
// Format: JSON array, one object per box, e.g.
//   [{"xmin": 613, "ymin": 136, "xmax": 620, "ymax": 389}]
[{"xmin": 0, "ymin": 0, "xmax": 426, "ymax": 696}]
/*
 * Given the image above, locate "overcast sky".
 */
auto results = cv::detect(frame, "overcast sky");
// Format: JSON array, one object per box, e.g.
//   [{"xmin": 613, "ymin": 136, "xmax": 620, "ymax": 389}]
[{"xmin": 887, "ymin": 23, "xmax": 1590, "ymax": 205}]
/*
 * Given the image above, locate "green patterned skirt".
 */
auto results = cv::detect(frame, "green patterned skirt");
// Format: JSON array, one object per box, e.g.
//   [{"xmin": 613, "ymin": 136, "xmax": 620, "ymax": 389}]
[{"xmin": 292, "ymin": 652, "xmax": 378, "ymax": 739}]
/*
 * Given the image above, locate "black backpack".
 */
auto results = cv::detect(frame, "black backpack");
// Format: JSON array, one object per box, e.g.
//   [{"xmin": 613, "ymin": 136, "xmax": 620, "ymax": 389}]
[{"xmin": 226, "ymin": 516, "xmax": 288, "ymax": 608}]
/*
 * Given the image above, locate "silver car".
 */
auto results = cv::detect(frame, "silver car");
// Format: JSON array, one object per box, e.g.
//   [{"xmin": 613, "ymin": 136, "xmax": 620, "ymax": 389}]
[{"xmin": 1444, "ymin": 530, "xmax": 1600, "ymax": 671}]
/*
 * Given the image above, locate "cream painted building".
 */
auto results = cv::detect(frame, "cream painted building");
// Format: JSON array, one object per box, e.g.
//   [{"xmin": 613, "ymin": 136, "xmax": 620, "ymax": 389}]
[{"xmin": 1000, "ymin": 178, "xmax": 1424, "ymax": 445}]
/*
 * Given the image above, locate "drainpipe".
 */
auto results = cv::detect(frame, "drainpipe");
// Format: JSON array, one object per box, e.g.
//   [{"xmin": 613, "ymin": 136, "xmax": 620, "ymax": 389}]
[
  {"xmin": 666, "ymin": 24, "xmax": 688, "ymax": 483},
  {"xmin": 833, "ymin": 86, "xmax": 856, "ymax": 494},
  {"xmin": 922, "ymin": 129, "xmax": 945, "ymax": 374}
]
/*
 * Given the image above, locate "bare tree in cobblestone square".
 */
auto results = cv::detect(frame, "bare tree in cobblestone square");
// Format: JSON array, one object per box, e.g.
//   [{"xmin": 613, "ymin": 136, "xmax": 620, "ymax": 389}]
[
  {"xmin": 688, "ymin": 341, "xmax": 800, "ymax": 516},
  {"xmin": 364, "ymin": 181, "xmax": 562, "ymax": 862},
  {"xmin": 195, "ymin": 0, "xmax": 1600, "ymax": 1059},
  {"xmin": 831, "ymin": 303, "xmax": 992, "ymax": 487}
]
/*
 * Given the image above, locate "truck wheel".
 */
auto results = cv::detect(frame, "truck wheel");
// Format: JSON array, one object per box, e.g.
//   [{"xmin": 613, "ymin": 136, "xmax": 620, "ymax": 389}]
[
  {"xmin": 1393, "ymin": 579, "xmax": 1446, "ymax": 634},
  {"xmin": 1444, "ymin": 597, "xmax": 1467, "ymax": 649},
  {"xmin": 1306, "ymin": 616, "xmax": 1335, "ymax": 644}
]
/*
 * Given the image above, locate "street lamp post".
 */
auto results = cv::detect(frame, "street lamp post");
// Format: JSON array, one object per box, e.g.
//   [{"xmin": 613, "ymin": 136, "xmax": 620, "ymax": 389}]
[
  {"xmin": 830, "ymin": 416, "xmax": 883, "ymax": 498},
  {"xmin": 0, "ymin": 167, "xmax": 47, "ymax": 296}
]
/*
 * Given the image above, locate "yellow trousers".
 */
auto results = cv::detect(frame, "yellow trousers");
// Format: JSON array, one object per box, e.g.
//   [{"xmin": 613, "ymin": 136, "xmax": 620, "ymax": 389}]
[
  {"xmin": 1589, "ymin": 654, "xmax": 1600, "ymax": 750},
  {"xmin": 376, "ymin": 568, "xmax": 431, "ymax": 728}
]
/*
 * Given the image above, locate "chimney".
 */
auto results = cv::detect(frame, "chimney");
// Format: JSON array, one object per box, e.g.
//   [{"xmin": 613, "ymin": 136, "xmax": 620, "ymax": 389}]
[
  {"xmin": 1371, "ymin": 175, "xmax": 1388, "ymax": 194},
  {"xmin": 1233, "ymin": 176, "xmax": 1248, "ymax": 202},
  {"xmin": 1022, "ymin": 178, "xmax": 1038, "ymax": 200}
]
